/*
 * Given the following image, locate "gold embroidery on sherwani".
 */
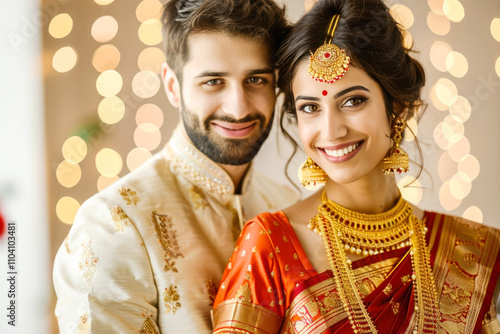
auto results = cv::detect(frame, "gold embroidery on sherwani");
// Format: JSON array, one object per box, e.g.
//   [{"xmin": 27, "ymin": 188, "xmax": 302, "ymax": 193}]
[
  {"xmin": 163, "ymin": 285, "xmax": 181, "ymax": 314},
  {"xmin": 77, "ymin": 312, "xmax": 90, "ymax": 334},
  {"xmin": 78, "ymin": 235, "xmax": 99, "ymax": 283},
  {"xmin": 64, "ymin": 235, "xmax": 71, "ymax": 254},
  {"xmin": 151, "ymin": 212, "xmax": 184, "ymax": 272},
  {"xmin": 111, "ymin": 206, "xmax": 130, "ymax": 232},
  {"xmin": 207, "ymin": 279, "xmax": 218, "ymax": 307},
  {"xmin": 189, "ymin": 185, "xmax": 208, "ymax": 210},
  {"xmin": 119, "ymin": 187, "xmax": 140, "ymax": 205},
  {"xmin": 235, "ymin": 281, "xmax": 252, "ymax": 302},
  {"xmin": 140, "ymin": 311, "xmax": 159, "ymax": 334}
]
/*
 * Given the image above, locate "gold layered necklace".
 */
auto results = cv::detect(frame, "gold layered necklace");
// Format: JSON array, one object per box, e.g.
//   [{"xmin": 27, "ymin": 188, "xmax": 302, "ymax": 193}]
[{"xmin": 308, "ymin": 191, "xmax": 440, "ymax": 333}]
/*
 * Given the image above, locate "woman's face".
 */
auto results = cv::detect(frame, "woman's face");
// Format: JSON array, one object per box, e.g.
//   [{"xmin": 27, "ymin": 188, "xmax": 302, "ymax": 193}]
[{"xmin": 292, "ymin": 62, "xmax": 392, "ymax": 185}]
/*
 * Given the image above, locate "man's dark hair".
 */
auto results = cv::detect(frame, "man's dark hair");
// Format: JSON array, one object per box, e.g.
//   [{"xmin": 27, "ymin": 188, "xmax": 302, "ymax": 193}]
[{"xmin": 161, "ymin": 0, "xmax": 289, "ymax": 81}]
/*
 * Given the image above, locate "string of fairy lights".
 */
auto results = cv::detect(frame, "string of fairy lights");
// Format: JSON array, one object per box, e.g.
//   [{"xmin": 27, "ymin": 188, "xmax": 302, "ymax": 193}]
[{"xmin": 49, "ymin": 0, "xmax": 499, "ymax": 225}]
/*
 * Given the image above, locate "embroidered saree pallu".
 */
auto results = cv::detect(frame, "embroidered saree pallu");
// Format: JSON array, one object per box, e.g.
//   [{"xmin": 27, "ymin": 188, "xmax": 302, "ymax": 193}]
[{"xmin": 212, "ymin": 212, "xmax": 500, "ymax": 333}]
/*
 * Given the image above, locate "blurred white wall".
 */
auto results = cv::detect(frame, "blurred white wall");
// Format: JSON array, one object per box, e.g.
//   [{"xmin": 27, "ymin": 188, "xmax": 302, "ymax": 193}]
[{"xmin": 0, "ymin": 0, "xmax": 50, "ymax": 333}]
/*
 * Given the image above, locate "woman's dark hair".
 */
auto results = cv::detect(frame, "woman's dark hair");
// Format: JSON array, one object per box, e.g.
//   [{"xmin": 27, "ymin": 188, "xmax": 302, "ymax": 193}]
[{"xmin": 275, "ymin": 0, "xmax": 426, "ymax": 184}]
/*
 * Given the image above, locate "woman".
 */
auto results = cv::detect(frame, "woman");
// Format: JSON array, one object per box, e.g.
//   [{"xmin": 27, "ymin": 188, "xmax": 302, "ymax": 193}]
[{"xmin": 212, "ymin": 0, "xmax": 500, "ymax": 333}]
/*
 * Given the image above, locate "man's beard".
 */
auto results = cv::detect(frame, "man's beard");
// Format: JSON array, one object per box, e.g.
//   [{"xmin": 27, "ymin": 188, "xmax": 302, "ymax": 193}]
[{"xmin": 181, "ymin": 105, "xmax": 273, "ymax": 166}]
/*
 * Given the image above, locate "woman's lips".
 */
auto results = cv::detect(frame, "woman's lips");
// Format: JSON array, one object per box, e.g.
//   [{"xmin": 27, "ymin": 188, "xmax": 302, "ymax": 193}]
[{"xmin": 319, "ymin": 141, "xmax": 363, "ymax": 162}]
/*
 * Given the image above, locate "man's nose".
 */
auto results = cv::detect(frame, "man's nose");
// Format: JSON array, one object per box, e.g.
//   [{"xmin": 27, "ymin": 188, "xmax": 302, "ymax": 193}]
[{"xmin": 221, "ymin": 84, "xmax": 251, "ymax": 120}]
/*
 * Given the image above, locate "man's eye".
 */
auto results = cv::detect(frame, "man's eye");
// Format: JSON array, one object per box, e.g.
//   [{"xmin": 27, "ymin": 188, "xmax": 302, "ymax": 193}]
[
  {"xmin": 247, "ymin": 77, "xmax": 265, "ymax": 84},
  {"xmin": 204, "ymin": 79, "xmax": 222, "ymax": 85}
]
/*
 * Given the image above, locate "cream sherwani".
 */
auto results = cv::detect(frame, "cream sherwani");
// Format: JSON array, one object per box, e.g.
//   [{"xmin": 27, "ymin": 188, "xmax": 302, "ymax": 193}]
[{"xmin": 53, "ymin": 128, "xmax": 299, "ymax": 333}]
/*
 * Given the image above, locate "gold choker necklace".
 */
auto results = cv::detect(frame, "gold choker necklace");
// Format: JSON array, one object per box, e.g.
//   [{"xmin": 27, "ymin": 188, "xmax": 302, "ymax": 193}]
[{"xmin": 308, "ymin": 191, "xmax": 440, "ymax": 333}]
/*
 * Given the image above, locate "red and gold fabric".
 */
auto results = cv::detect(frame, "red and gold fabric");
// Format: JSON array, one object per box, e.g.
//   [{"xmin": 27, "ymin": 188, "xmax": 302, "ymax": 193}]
[{"xmin": 213, "ymin": 211, "xmax": 500, "ymax": 333}]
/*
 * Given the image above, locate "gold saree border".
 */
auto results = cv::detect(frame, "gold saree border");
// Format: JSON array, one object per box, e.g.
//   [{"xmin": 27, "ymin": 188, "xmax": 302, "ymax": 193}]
[
  {"xmin": 432, "ymin": 214, "xmax": 500, "ymax": 333},
  {"xmin": 213, "ymin": 299, "xmax": 283, "ymax": 334},
  {"xmin": 283, "ymin": 257, "xmax": 400, "ymax": 333}
]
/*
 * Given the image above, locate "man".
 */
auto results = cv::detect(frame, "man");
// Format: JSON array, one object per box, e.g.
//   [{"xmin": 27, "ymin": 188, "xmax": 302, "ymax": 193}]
[{"xmin": 53, "ymin": 0, "xmax": 298, "ymax": 333}]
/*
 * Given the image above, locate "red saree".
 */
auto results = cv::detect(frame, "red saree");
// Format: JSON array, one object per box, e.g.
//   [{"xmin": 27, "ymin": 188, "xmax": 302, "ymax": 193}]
[{"xmin": 212, "ymin": 211, "xmax": 500, "ymax": 333}]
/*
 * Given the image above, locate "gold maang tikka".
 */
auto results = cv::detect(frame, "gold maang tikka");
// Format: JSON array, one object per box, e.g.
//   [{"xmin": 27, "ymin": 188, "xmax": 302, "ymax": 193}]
[
  {"xmin": 382, "ymin": 117, "xmax": 409, "ymax": 174},
  {"xmin": 308, "ymin": 14, "xmax": 350, "ymax": 83}
]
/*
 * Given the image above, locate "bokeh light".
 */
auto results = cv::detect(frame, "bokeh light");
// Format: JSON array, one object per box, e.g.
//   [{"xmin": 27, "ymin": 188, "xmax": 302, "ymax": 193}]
[
  {"xmin": 138, "ymin": 19, "xmax": 163, "ymax": 45},
  {"xmin": 427, "ymin": 11, "xmax": 450, "ymax": 36},
  {"xmin": 138, "ymin": 47, "xmax": 166, "ymax": 74},
  {"xmin": 463, "ymin": 206, "xmax": 483, "ymax": 223},
  {"xmin": 398, "ymin": 176, "xmax": 422, "ymax": 205},
  {"xmin": 56, "ymin": 161, "xmax": 82, "ymax": 188},
  {"xmin": 98, "ymin": 96, "xmax": 125, "ymax": 124},
  {"xmin": 91, "ymin": 16, "xmax": 119, "ymax": 43},
  {"xmin": 134, "ymin": 123, "xmax": 162, "ymax": 151},
  {"xmin": 443, "ymin": 0, "xmax": 465, "ymax": 23},
  {"xmin": 442, "ymin": 115, "xmax": 464, "ymax": 144},
  {"xmin": 438, "ymin": 151, "xmax": 456, "ymax": 183},
  {"xmin": 449, "ymin": 95, "xmax": 471, "ymax": 123},
  {"xmin": 401, "ymin": 29, "xmax": 413, "ymax": 50},
  {"xmin": 496, "ymin": 57, "xmax": 500, "ymax": 78},
  {"xmin": 439, "ymin": 180, "xmax": 462, "ymax": 211},
  {"xmin": 62, "ymin": 136, "xmax": 88, "ymax": 164},
  {"xmin": 127, "ymin": 148, "xmax": 153, "ymax": 172},
  {"xmin": 92, "ymin": 44, "xmax": 121, "ymax": 72},
  {"xmin": 52, "ymin": 46, "xmax": 78, "ymax": 73},
  {"xmin": 132, "ymin": 71, "xmax": 161, "ymax": 98},
  {"xmin": 136, "ymin": 103, "xmax": 164, "ymax": 128},
  {"xmin": 97, "ymin": 175, "xmax": 120, "ymax": 192},
  {"xmin": 136, "ymin": 0, "xmax": 163, "ymax": 22},
  {"xmin": 404, "ymin": 118, "xmax": 418, "ymax": 142},
  {"xmin": 430, "ymin": 84, "xmax": 449, "ymax": 111},
  {"xmin": 94, "ymin": 0, "xmax": 115, "ymax": 5},
  {"xmin": 434, "ymin": 122, "xmax": 452, "ymax": 150},
  {"xmin": 492, "ymin": 19, "xmax": 500, "ymax": 43},
  {"xmin": 448, "ymin": 136, "xmax": 470, "ymax": 163},
  {"xmin": 428, "ymin": 0, "xmax": 445, "ymax": 15},
  {"xmin": 96, "ymin": 70, "xmax": 123, "ymax": 97},
  {"xmin": 449, "ymin": 172, "xmax": 472, "ymax": 200},
  {"xmin": 445, "ymin": 51, "xmax": 468, "ymax": 78},
  {"xmin": 458, "ymin": 154, "xmax": 480, "ymax": 182},
  {"xmin": 56, "ymin": 197, "xmax": 80, "ymax": 225},
  {"xmin": 430, "ymin": 41, "xmax": 453, "ymax": 72},
  {"xmin": 390, "ymin": 4, "xmax": 414, "ymax": 29},
  {"xmin": 435, "ymin": 78, "xmax": 458, "ymax": 106},
  {"xmin": 49, "ymin": 13, "xmax": 73, "ymax": 39},
  {"xmin": 95, "ymin": 148, "xmax": 123, "ymax": 177}
]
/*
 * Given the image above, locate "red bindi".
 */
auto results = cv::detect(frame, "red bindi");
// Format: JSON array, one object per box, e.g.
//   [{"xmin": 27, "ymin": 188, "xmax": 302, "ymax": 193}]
[{"xmin": 322, "ymin": 90, "xmax": 328, "ymax": 96}]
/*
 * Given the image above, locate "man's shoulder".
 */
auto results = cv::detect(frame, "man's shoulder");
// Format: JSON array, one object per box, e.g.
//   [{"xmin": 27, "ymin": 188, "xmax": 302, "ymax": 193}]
[
  {"xmin": 81, "ymin": 151, "xmax": 175, "ymax": 209},
  {"xmin": 250, "ymin": 172, "xmax": 300, "ymax": 198}
]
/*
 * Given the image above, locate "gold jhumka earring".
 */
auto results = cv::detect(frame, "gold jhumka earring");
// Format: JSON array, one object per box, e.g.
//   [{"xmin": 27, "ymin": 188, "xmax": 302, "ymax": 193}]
[
  {"xmin": 298, "ymin": 157, "xmax": 327, "ymax": 191},
  {"xmin": 308, "ymin": 14, "xmax": 350, "ymax": 83},
  {"xmin": 382, "ymin": 117, "xmax": 409, "ymax": 174}
]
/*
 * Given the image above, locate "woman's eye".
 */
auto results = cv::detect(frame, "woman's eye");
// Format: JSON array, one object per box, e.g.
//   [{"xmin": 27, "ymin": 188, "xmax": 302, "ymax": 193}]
[
  {"xmin": 298, "ymin": 104, "xmax": 320, "ymax": 113},
  {"xmin": 343, "ymin": 97, "xmax": 367, "ymax": 107}
]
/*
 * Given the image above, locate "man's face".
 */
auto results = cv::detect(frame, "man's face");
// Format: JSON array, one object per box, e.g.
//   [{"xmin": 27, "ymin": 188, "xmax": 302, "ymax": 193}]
[{"xmin": 177, "ymin": 32, "xmax": 276, "ymax": 165}]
